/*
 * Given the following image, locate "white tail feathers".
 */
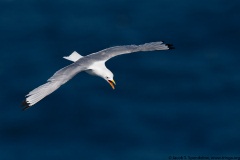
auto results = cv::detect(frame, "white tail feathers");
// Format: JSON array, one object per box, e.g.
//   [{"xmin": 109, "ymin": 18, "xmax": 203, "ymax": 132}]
[{"xmin": 63, "ymin": 51, "xmax": 83, "ymax": 62}]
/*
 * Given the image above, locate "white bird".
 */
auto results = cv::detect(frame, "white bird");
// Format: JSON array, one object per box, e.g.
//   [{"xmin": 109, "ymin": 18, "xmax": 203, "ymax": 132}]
[{"xmin": 22, "ymin": 41, "xmax": 174, "ymax": 110}]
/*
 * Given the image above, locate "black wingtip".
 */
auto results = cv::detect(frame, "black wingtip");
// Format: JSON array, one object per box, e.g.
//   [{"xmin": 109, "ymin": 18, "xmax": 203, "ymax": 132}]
[
  {"xmin": 21, "ymin": 100, "xmax": 31, "ymax": 111},
  {"xmin": 166, "ymin": 44, "xmax": 175, "ymax": 49}
]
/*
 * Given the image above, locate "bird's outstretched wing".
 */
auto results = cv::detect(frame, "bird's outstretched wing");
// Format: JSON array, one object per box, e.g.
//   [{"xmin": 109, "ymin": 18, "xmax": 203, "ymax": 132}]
[
  {"xmin": 89, "ymin": 41, "xmax": 174, "ymax": 61},
  {"xmin": 21, "ymin": 63, "xmax": 85, "ymax": 110}
]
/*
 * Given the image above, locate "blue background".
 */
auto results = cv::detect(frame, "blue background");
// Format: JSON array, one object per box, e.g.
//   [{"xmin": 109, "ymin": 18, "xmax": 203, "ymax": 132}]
[{"xmin": 1, "ymin": 0, "xmax": 240, "ymax": 159}]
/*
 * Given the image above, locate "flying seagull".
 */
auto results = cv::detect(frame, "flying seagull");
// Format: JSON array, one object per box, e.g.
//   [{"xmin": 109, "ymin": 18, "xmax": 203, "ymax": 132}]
[{"xmin": 22, "ymin": 41, "xmax": 174, "ymax": 110}]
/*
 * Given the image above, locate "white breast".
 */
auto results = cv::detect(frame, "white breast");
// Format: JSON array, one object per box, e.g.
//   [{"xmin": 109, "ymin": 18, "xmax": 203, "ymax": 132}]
[
  {"xmin": 85, "ymin": 69, "xmax": 98, "ymax": 76},
  {"xmin": 85, "ymin": 61, "xmax": 106, "ymax": 76}
]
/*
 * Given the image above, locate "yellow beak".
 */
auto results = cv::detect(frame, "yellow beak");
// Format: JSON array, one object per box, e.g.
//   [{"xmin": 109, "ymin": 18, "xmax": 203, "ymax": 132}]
[{"xmin": 108, "ymin": 79, "xmax": 116, "ymax": 89}]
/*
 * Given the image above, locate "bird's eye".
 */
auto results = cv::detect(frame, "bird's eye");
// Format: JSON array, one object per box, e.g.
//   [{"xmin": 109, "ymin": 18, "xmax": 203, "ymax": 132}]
[{"xmin": 106, "ymin": 76, "xmax": 109, "ymax": 79}]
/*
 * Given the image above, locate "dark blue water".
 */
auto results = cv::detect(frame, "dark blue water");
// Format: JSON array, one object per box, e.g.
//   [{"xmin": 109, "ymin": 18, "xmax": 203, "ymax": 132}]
[{"xmin": 1, "ymin": 0, "xmax": 240, "ymax": 159}]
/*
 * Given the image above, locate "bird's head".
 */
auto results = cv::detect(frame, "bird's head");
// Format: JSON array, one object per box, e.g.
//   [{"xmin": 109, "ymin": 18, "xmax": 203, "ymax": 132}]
[{"xmin": 102, "ymin": 70, "xmax": 116, "ymax": 89}]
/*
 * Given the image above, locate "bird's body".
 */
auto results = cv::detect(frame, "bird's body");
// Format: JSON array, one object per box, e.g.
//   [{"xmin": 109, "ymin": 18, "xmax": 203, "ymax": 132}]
[{"xmin": 22, "ymin": 41, "xmax": 173, "ymax": 110}]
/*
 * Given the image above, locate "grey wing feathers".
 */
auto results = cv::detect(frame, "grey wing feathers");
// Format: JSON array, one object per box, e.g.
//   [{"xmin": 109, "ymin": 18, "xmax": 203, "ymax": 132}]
[
  {"xmin": 22, "ymin": 63, "xmax": 84, "ymax": 110},
  {"xmin": 91, "ymin": 41, "xmax": 172, "ymax": 61}
]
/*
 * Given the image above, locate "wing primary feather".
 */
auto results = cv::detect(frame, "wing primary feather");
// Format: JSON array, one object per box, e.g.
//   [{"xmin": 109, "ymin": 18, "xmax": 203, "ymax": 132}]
[
  {"xmin": 166, "ymin": 44, "xmax": 175, "ymax": 49},
  {"xmin": 90, "ymin": 41, "xmax": 173, "ymax": 61},
  {"xmin": 22, "ymin": 63, "xmax": 84, "ymax": 110},
  {"xmin": 21, "ymin": 100, "xmax": 31, "ymax": 111}
]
